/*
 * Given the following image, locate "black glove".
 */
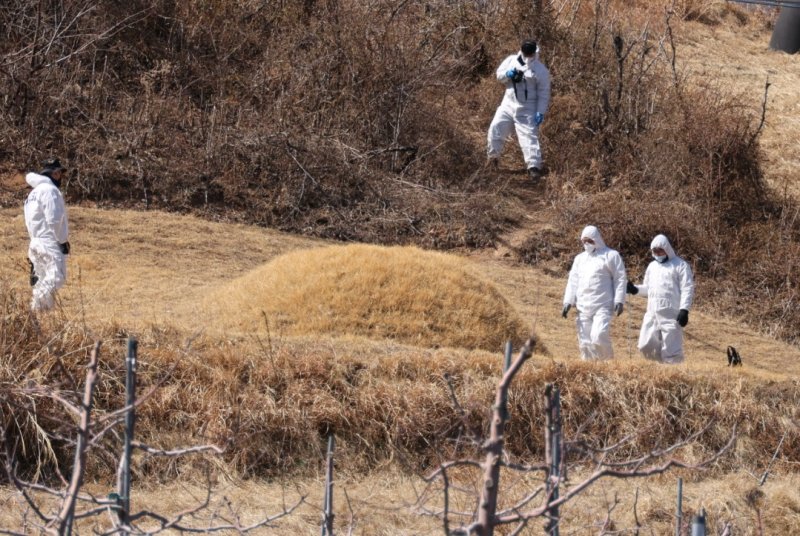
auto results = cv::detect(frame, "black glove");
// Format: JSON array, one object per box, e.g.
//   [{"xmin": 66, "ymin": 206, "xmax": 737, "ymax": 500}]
[
  {"xmin": 506, "ymin": 68, "xmax": 523, "ymax": 83},
  {"xmin": 626, "ymin": 281, "xmax": 638, "ymax": 295},
  {"xmin": 677, "ymin": 309, "xmax": 689, "ymax": 327},
  {"xmin": 60, "ymin": 241, "xmax": 70, "ymax": 254},
  {"xmin": 561, "ymin": 304, "xmax": 571, "ymax": 318},
  {"xmin": 28, "ymin": 259, "xmax": 38, "ymax": 287},
  {"xmin": 614, "ymin": 303, "xmax": 624, "ymax": 316}
]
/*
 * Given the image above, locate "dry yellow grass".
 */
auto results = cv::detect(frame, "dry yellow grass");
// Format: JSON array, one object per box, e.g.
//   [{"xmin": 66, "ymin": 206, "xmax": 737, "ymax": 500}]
[
  {"xmin": 2, "ymin": 471, "xmax": 797, "ymax": 534},
  {"xmin": 1, "ymin": 206, "xmax": 799, "ymax": 375},
  {"xmin": 202, "ymin": 243, "xmax": 528, "ymax": 351},
  {"xmin": 0, "ymin": 206, "xmax": 324, "ymax": 329}
]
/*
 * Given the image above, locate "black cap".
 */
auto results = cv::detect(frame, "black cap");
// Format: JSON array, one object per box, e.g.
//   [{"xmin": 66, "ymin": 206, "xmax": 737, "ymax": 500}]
[
  {"xmin": 521, "ymin": 40, "xmax": 537, "ymax": 56},
  {"xmin": 40, "ymin": 157, "xmax": 66, "ymax": 175}
]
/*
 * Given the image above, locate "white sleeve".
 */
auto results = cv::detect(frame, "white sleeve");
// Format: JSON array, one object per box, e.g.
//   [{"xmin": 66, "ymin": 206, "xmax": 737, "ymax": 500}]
[
  {"xmin": 38, "ymin": 194, "xmax": 61, "ymax": 244},
  {"xmin": 496, "ymin": 55, "xmax": 516, "ymax": 82},
  {"xmin": 609, "ymin": 251, "xmax": 627, "ymax": 305},
  {"xmin": 638, "ymin": 263, "xmax": 653, "ymax": 296},
  {"xmin": 678, "ymin": 261, "xmax": 695, "ymax": 310},
  {"xmin": 47, "ymin": 191, "xmax": 68, "ymax": 244},
  {"xmin": 563, "ymin": 256, "xmax": 580, "ymax": 306}
]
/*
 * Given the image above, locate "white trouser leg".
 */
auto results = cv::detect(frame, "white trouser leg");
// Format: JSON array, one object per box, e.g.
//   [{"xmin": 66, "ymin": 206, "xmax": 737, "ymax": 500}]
[
  {"xmin": 28, "ymin": 241, "xmax": 66, "ymax": 312},
  {"xmin": 487, "ymin": 105, "xmax": 515, "ymax": 159},
  {"xmin": 638, "ymin": 311, "xmax": 684, "ymax": 364},
  {"xmin": 514, "ymin": 115, "xmax": 542, "ymax": 169},
  {"xmin": 637, "ymin": 313, "xmax": 663, "ymax": 361},
  {"xmin": 576, "ymin": 307, "xmax": 614, "ymax": 360},
  {"xmin": 659, "ymin": 315, "xmax": 685, "ymax": 364}
]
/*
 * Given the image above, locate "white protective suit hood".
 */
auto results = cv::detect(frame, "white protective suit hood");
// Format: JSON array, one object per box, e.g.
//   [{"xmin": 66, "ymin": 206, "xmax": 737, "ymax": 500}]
[
  {"xmin": 581, "ymin": 225, "xmax": 607, "ymax": 251},
  {"xmin": 650, "ymin": 234, "xmax": 676, "ymax": 260},
  {"xmin": 26, "ymin": 172, "xmax": 54, "ymax": 189}
]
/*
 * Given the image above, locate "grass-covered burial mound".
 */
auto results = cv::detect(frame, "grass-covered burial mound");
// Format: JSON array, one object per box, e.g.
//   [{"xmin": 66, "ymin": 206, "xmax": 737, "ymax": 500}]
[{"xmin": 206, "ymin": 244, "xmax": 528, "ymax": 351}]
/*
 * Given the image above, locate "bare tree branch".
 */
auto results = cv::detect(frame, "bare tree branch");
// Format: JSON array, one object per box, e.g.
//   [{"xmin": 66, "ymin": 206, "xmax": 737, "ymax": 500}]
[{"xmin": 48, "ymin": 340, "xmax": 102, "ymax": 534}]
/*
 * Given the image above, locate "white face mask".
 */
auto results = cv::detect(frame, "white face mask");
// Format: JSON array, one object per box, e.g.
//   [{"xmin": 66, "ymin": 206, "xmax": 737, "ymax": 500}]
[
  {"xmin": 653, "ymin": 254, "xmax": 667, "ymax": 263},
  {"xmin": 583, "ymin": 243, "xmax": 595, "ymax": 253}
]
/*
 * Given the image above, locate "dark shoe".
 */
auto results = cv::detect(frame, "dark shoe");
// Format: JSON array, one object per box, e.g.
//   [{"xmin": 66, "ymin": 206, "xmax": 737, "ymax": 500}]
[{"xmin": 528, "ymin": 167, "xmax": 542, "ymax": 181}]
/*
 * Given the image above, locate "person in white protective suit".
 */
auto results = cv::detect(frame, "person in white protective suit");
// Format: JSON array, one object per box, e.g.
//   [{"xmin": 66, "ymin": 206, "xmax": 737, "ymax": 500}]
[
  {"xmin": 24, "ymin": 158, "xmax": 70, "ymax": 312},
  {"xmin": 486, "ymin": 39, "xmax": 551, "ymax": 182},
  {"xmin": 626, "ymin": 234, "xmax": 695, "ymax": 364},
  {"xmin": 562, "ymin": 226, "xmax": 627, "ymax": 360}
]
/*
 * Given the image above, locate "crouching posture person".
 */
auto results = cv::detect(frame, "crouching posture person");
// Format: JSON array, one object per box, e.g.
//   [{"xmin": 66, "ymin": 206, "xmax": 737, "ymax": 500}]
[
  {"xmin": 24, "ymin": 158, "xmax": 70, "ymax": 312},
  {"xmin": 562, "ymin": 225, "xmax": 627, "ymax": 360},
  {"xmin": 627, "ymin": 234, "xmax": 695, "ymax": 364}
]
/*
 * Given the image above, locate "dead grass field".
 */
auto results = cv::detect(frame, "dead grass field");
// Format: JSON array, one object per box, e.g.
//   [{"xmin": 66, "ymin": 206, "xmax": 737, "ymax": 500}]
[
  {"xmin": 1, "ymin": 470, "xmax": 798, "ymax": 534},
  {"xmin": 2, "ymin": 206, "xmax": 798, "ymax": 376}
]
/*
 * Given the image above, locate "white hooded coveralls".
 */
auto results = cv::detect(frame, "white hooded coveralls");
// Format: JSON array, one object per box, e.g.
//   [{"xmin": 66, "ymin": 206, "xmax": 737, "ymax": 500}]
[
  {"xmin": 24, "ymin": 172, "xmax": 69, "ymax": 312},
  {"xmin": 631, "ymin": 235, "xmax": 695, "ymax": 364},
  {"xmin": 563, "ymin": 226, "xmax": 627, "ymax": 360},
  {"xmin": 487, "ymin": 51, "xmax": 551, "ymax": 170}
]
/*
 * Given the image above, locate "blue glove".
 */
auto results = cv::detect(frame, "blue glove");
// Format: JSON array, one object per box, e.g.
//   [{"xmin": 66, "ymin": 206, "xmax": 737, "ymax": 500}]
[
  {"xmin": 534, "ymin": 112, "xmax": 544, "ymax": 126},
  {"xmin": 505, "ymin": 68, "xmax": 523, "ymax": 83}
]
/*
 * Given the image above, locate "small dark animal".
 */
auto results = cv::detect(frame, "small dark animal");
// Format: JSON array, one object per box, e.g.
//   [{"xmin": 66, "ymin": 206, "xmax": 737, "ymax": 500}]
[{"xmin": 727, "ymin": 346, "xmax": 742, "ymax": 367}]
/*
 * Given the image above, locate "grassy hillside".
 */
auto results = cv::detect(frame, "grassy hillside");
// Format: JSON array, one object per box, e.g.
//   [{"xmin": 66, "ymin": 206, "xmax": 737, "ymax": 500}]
[
  {"xmin": 1, "ymin": 1, "xmax": 800, "ymax": 533},
  {"xmin": 1, "ymin": 206, "xmax": 799, "ymax": 533}
]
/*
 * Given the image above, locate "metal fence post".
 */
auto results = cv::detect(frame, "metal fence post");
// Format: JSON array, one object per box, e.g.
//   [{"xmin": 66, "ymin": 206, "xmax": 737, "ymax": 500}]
[
  {"xmin": 121, "ymin": 337, "xmax": 138, "ymax": 524},
  {"xmin": 503, "ymin": 341, "xmax": 512, "ymax": 372},
  {"xmin": 676, "ymin": 477, "xmax": 683, "ymax": 536},
  {"xmin": 321, "ymin": 434, "xmax": 335, "ymax": 536},
  {"xmin": 691, "ymin": 508, "xmax": 706, "ymax": 536}
]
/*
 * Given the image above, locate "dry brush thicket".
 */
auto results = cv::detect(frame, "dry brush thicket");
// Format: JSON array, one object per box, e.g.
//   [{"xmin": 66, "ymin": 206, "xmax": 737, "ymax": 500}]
[
  {"xmin": 2, "ymin": 290, "xmax": 797, "ymax": 486},
  {"xmin": 2, "ymin": 291, "xmax": 799, "ymax": 532}
]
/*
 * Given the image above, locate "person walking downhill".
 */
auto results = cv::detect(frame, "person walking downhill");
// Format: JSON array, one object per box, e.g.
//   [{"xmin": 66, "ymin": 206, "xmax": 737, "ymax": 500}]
[
  {"xmin": 626, "ymin": 234, "xmax": 695, "ymax": 364},
  {"xmin": 24, "ymin": 157, "xmax": 71, "ymax": 312},
  {"xmin": 562, "ymin": 225, "xmax": 627, "ymax": 360},
  {"xmin": 486, "ymin": 39, "xmax": 551, "ymax": 182}
]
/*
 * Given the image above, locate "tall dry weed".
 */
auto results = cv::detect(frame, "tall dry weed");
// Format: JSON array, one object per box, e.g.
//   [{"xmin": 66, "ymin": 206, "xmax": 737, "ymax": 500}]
[{"xmin": 1, "ymin": 297, "xmax": 797, "ymax": 484}]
